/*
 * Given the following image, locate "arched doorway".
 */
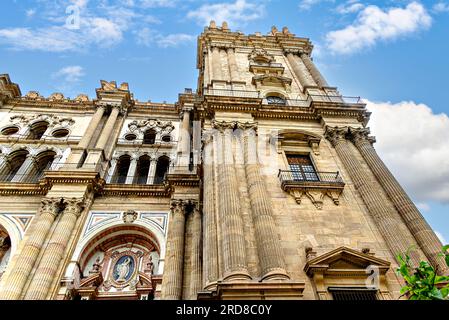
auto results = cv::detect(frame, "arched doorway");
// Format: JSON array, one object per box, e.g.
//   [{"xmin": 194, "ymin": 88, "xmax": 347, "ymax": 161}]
[{"xmin": 74, "ymin": 224, "xmax": 161, "ymax": 300}]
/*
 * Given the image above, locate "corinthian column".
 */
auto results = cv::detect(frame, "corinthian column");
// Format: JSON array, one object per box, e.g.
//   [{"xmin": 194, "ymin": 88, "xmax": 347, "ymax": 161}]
[
  {"xmin": 286, "ymin": 52, "xmax": 317, "ymax": 90},
  {"xmin": 0, "ymin": 198, "xmax": 61, "ymax": 300},
  {"xmin": 214, "ymin": 121, "xmax": 251, "ymax": 281},
  {"xmin": 24, "ymin": 198, "xmax": 84, "ymax": 300},
  {"xmin": 189, "ymin": 204, "xmax": 202, "ymax": 299},
  {"xmin": 240, "ymin": 123, "xmax": 290, "ymax": 281},
  {"xmin": 325, "ymin": 126, "xmax": 419, "ymax": 265},
  {"xmin": 161, "ymin": 200, "xmax": 186, "ymax": 300},
  {"xmin": 78, "ymin": 105, "xmax": 106, "ymax": 149},
  {"xmin": 227, "ymin": 48, "xmax": 239, "ymax": 82},
  {"xmin": 350, "ymin": 128, "xmax": 448, "ymax": 274},
  {"xmin": 202, "ymin": 135, "xmax": 218, "ymax": 289},
  {"xmin": 95, "ymin": 105, "xmax": 121, "ymax": 150},
  {"xmin": 300, "ymin": 53, "xmax": 329, "ymax": 88},
  {"xmin": 211, "ymin": 47, "xmax": 223, "ymax": 81}
]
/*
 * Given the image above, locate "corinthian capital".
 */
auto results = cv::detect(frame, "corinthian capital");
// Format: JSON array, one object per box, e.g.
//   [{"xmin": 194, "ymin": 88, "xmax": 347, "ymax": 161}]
[
  {"xmin": 39, "ymin": 197, "xmax": 63, "ymax": 217},
  {"xmin": 63, "ymin": 198, "xmax": 84, "ymax": 217},
  {"xmin": 212, "ymin": 120, "xmax": 236, "ymax": 132},
  {"xmin": 324, "ymin": 126, "xmax": 349, "ymax": 147},
  {"xmin": 235, "ymin": 121, "xmax": 258, "ymax": 132},
  {"xmin": 349, "ymin": 127, "xmax": 376, "ymax": 146},
  {"xmin": 170, "ymin": 199, "xmax": 186, "ymax": 216}
]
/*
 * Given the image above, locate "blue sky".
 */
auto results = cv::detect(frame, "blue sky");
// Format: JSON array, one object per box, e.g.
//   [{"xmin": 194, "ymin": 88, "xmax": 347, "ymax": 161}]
[{"xmin": 0, "ymin": 0, "xmax": 448, "ymax": 244}]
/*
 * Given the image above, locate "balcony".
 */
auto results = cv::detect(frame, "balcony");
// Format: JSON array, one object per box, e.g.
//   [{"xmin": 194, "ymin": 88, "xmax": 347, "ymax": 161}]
[
  {"xmin": 203, "ymin": 88, "xmax": 261, "ymax": 99},
  {"xmin": 309, "ymin": 94, "xmax": 364, "ymax": 105},
  {"xmin": 278, "ymin": 170, "xmax": 345, "ymax": 209}
]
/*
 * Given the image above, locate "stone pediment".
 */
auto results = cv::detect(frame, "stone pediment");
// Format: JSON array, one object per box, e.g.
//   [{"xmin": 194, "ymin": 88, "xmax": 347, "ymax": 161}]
[
  {"xmin": 304, "ymin": 247, "xmax": 391, "ymax": 277},
  {"xmin": 252, "ymin": 74, "xmax": 292, "ymax": 91}
]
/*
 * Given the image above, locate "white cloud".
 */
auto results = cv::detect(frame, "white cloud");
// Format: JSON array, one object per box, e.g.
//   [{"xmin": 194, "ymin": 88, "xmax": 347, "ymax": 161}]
[
  {"xmin": 366, "ymin": 100, "xmax": 449, "ymax": 204},
  {"xmin": 416, "ymin": 202, "xmax": 430, "ymax": 212},
  {"xmin": 433, "ymin": 2, "xmax": 449, "ymax": 13},
  {"xmin": 336, "ymin": 1, "xmax": 364, "ymax": 14},
  {"xmin": 0, "ymin": 0, "xmax": 161, "ymax": 52},
  {"xmin": 26, "ymin": 9, "xmax": 36, "ymax": 17},
  {"xmin": 325, "ymin": 2, "xmax": 432, "ymax": 55},
  {"xmin": 435, "ymin": 231, "xmax": 447, "ymax": 244},
  {"xmin": 52, "ymin": 66, "xmax": 85, "ymax": 83},
  {"xmin": 299, "ymin": 0, "xmax": 334, "ymax": 11},
  {"xmin": 187, "ymin": 0, "xmax": 265, "ymax": 28},
  {"xmin": 139, "ymin": 0, "xmax": 177, "ymax": 8},
  {"xmin": 136, "ymin": 27, "xmax": 194, "ymax": 48}
]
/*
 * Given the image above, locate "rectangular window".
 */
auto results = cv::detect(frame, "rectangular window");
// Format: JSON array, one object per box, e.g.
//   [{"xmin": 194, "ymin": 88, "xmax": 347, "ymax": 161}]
[
  {"xmin": 286, "ymin": 154, "xmax": 318, "ymax": 181},
  {"xmin": 330, "ymin": 288, "xmax": 378, "ymax": 301}
]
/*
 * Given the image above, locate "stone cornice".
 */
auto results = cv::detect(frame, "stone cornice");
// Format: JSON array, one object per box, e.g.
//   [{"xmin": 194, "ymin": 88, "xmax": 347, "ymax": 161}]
[
  {"xmin": 100, "ymin": 184, "xmax": 172, "ymax": 197},
  {"xmin": 0, "ymin": 182, "xmax": 45, "ymax": 196},
  {"xmin": 166, "ymin": 173, "xmax": 200, "ymax": 187},
  {"xmin": 40, "ymin": 171, "xmax": 105, "ymax": 194}
]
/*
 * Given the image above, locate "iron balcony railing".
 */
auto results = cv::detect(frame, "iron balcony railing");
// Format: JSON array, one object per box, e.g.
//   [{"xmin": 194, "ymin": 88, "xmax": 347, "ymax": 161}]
[
  {"xmin": 103, "ymin": 173, "xmax": 168, "ymax": 185},
  {"xmin": 261, "ymin": 98, "xmax": 309, "ymax": 108},
  {"xmin": 278, "ymin": 170, "xmax": 344, "ymax": 184},
  {"xmin": 203, "ymin": 88, "xmax": 363, "ymax": 106},
  {"xmin": 0, "ymin": 173, "xmax": 46, "ymax": 183},
  {"xmin": 249, "ymin": 62, "xmax": 284, "ymax": 68},
  {"xmin": 309, "ymin": 94, "xmax": 363, "ymax": 104},
  {"xmin": 203, "ymin": 88, "xmax": 261, "ymax": 99}
]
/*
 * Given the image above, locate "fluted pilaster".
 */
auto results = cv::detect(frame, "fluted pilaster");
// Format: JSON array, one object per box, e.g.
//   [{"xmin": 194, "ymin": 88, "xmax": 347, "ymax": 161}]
[
  {"xmin": 300, "ymin": 53, "xmax": 329, "ymax": 88},
  {"xmin": 202, "ymin": 135, "xmax": 218, "ymax": 289},
  {"xmin": 189, "ymin": 205, "xmax": 202, "ymax": 299},
  {"xmin": 351, "ymin": 128, "xmax": 448, "ymax": 273},
  {"xmin": 24, "ymin": 198, "xmax": 84, "ymax": 300},
  {"xmin": 286, "ymin": 52, "xmax": 317, "ymax": 90},
  {"xmin": 227, "ymin": 48, "xmax": 239, "ymax": 82},
  {"xmin": 0, "ymin": 198, "xmax": 62, "ymax": 300},
  {"xmin": 240, "ymin": 123, "xmax": 290, "ymax": 281},
  {"xmin": 161, "ymin": 200, "xmax": 186, "ymax": 300},
  {"xmin": 95, "ymin": 105, "xmax": 121, "ymax": 150},
  {"xmin": 78, "ymin": 105, "xmax": 105, "ymax": 149},
  {"xmin": 325, "ymin": 126, "xmax": 419, "ymax": 265},
  {"xmin": 211, "ymin": 47, "xmax": 223, "ymax": 81},
  {"xmin": 214, "ymin": 121, "xmax": 251, "ymax": 281}
]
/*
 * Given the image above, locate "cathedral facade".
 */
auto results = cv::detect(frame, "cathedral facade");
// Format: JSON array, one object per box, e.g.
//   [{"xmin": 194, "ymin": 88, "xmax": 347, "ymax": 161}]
[{"xmin": 0, "ymin": 23, "xmax": 445, "ymax": 300}]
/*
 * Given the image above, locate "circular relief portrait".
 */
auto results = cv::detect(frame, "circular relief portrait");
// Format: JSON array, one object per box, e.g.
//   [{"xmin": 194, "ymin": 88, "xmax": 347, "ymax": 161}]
[{"xmin": 113, "ymin": 255, "xmax": 135, "ymax": 284}]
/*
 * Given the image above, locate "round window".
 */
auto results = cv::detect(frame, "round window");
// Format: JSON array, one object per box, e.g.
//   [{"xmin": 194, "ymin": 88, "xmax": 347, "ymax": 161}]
[
  {"xmin": 52, "ymin": 128, "xmax": 69, "ymax": 138},
  {"xmin": 161, "ymin": 135, "xmax": 171, "ymax": 142},
  {"xmin": 1, "ymin": 126, "xmax": 19, "ymax": 136},
  {"xmin": 125, "ymin": 133, "xmax": 137, "ymax": 141}
]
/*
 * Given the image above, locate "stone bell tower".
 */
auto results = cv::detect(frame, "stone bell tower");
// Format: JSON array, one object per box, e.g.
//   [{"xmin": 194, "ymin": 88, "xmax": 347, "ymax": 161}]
[{"xmin": 185, "ymin": 21, "xmax": 446, "ymax": 300}]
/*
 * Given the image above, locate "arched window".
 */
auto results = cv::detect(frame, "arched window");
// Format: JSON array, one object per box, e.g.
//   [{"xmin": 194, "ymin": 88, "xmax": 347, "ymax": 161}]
[
  {"xmin": 136, "ymin": 155, "xmax": 151, "ymax": 185},
  {"xmin": 31, "ymin": 151, "xmax": 56, "ymax": 182},
  {"xmin": 28, "ymin": 121, "xmax": 48, "ymax": 140},
  {"xmin": 113, "ymin": 155, "xmax": 131, "ymax": 184},
  {"xmin": 0, "ymin": 226, "xmax": 12, "ymax": 280},
  {"xmin": 2, "ymin": 150, "xmax": 28, "ymax": 182},
  {"xmin": 153, "ymin": 156, "xmax": 169, "ymax": 184},
  {"xmin": 143, "ymin": 130, "xmax": 156, "ymax": 145},
  {"xmin": 266, "ymin": 95, "xmax": 286, "ymax": 105}
]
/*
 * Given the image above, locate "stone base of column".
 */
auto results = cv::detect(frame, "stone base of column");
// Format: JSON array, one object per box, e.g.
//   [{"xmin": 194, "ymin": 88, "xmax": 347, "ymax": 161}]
[
  {"xmin": 223, "ymin": 270, "xmax": 252, "ymax": 282},
  {"xmin": 261, "ymin": 268, "xmax": 291, "ymax": 282},
  {"xmin": 198, "ymin": 281, "xmax": 306, "ymax": 300}
]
